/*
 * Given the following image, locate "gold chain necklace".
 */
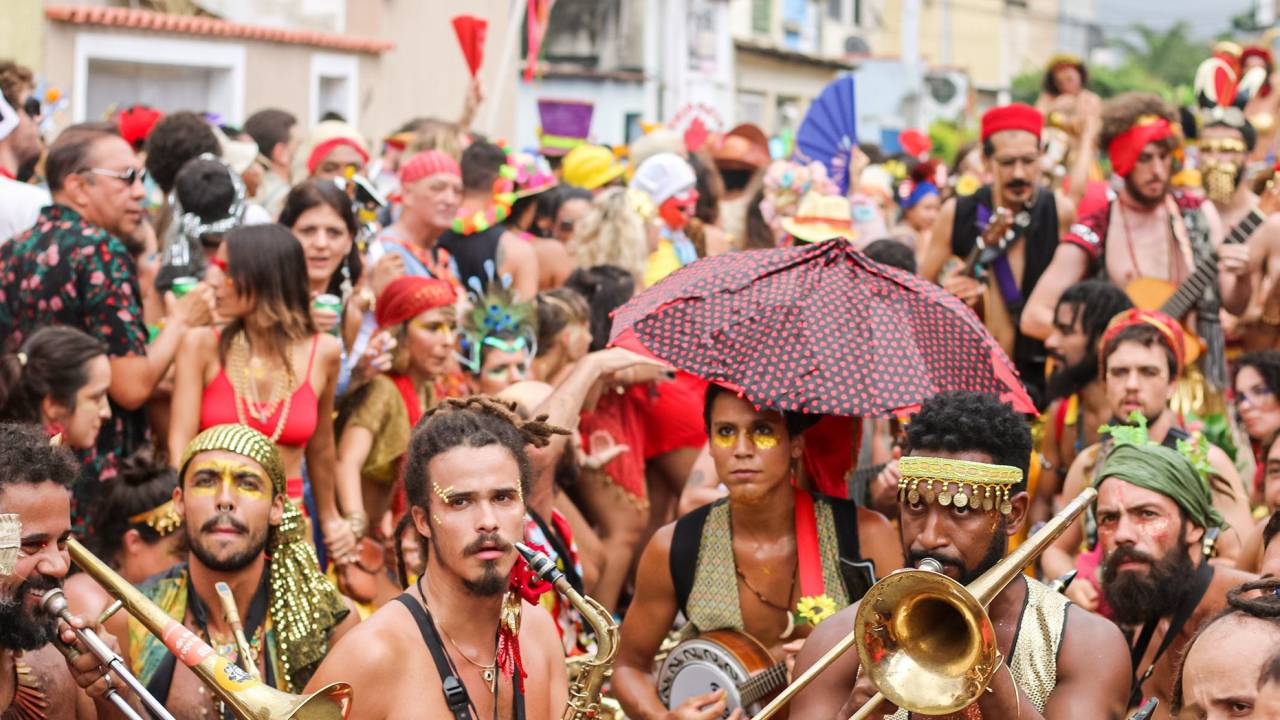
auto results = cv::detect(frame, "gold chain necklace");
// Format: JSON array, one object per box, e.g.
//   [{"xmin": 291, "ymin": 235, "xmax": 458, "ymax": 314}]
[{"xmin": 226, "ymin": 333, "xmax": 295, "ymax": 443}]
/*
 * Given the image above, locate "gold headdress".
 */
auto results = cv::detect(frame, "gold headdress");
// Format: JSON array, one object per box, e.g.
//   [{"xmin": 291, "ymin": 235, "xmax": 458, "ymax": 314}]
[
  {"xmin": 127, "ymin": 500, "xmax": 182, "ymax": 536},
  {"xmin": 897, "ymin": 456, "xmax": 1023, "ymax": 515},
  {"xmin": 0, "ymin": 514, "xmax": 19, "ymax": 575},
  {"xmin": 179, "ymin": 424, "xmax": 348, "ymax": 691}
]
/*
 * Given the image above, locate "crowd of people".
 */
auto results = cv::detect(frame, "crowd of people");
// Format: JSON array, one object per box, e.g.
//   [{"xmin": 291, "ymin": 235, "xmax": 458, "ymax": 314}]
[{"xmin": 1, "ymin": 37, "xmax": 1280, "ymax": 720}]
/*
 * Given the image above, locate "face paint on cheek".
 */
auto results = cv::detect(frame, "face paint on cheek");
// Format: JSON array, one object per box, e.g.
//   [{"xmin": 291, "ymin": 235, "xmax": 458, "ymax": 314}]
[
  {"xmin": 712, "ymin": 431, "xmax": 736, "ymax": 449},
  {"xmin": 187, "ymin": 460, "xmax": 269, "ymax": 500},
  {"xmin": 433, "ymin": 484, "xmax": 454, "ymax": 504},
  {"xmin": 749, "ymin": 430, "xmax": 778, "ymax": 450}
]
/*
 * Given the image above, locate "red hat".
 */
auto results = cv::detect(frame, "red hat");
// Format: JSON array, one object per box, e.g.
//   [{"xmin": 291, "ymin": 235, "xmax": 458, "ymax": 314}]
[
  {"xmin": 399, "ymin": 150, "xmax": 461, "ymax": 186},
  {"xmin": 1102, "ymin": 308, "xmax": 1187, "ymax": 375},
  {"xmin": 1243, "ymin": 45, "xmax": 1274, "ymax": 71},
  {"xmin": 1107, "ymin": 116, "xmax": 1174, "ymax": 178},
  {"xmin": 375, "ymin": 276, "xmax": 457, "ymax": 329},
  {"xmin": 117, "ymin": 105, "xmax": 164, "ymax": 150},
  {"xmin": 980, "ymin": 104, "xmax": 1043, "ymax": 142}
]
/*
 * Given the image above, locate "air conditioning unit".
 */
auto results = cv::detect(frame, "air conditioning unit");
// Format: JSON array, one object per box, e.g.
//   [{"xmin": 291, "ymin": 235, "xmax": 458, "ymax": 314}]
[
  {"xmin": 844, "ymin": 34, "xmax": 870, "ymax": 55},
  {"xmin": 922, "ymin": 69, "xmax": 968, "ymax": 123}
]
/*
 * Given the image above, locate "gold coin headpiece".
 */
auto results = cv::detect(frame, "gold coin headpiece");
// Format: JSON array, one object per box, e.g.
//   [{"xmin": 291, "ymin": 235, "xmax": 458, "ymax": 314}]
[{"xmin": 897, "ymin": 455, "xmax": 1023, "ymax": 515}]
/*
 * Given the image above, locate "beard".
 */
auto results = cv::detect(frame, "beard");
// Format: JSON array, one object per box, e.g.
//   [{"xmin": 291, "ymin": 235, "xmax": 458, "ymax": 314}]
[
  {"xmin": 187, "ymin": 514, "xmax": 270, "ymax": 573},
  {"xmin": 1123, "ymin": 172, "xmax": 1166, "ymax": 208},
  {"xmin": 1045, "ymin": 349, "xmax": 1098, "ymax": 401},
  {"xmin": 0, "ymin": 572, "xmax": 61, "ymax": 651},
  {"xmin": 907, "ymin": 519, "xmax": 1008, "ymax": 585},
  {"xmin": 429, "ymin": 531, "xmax": 512, "ymax": 597},
  {"xmin": 1101, "ymin": 537, "xmax": 1196, "ymax": 626}
]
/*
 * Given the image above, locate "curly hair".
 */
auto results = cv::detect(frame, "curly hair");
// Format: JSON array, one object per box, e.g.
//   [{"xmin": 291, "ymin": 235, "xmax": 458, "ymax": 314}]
[
  {"xmin": 88, "ymin": 447, "xmax": 179, "ymax": 561},
  {"xmin": 0, "ymin": 61, "xmax": 34, "ymax": 111},
  {"xmin": 1042, "ymin": 60, "xmax": 1088, "ymax": 96},
  {"xmin": 1100, "ymin": 92, "xmax": 1179, "ymax": 155},
  {"xmin": 1172, "ymin": 577, "xmax": 1280, "ymax": 714},
  {"xmin": 144, "ymin": 111, "xmax": 221, "ymax": 193},
  {"xmin": 401, "ymin": 396, "xmax": 568, "ymax": 512},
  {"xmin": 569, "ymin": 188, "xmax": 649, "ymax": 280},
  {"xmin": 0, "ymin": 423, "xmax": 78, "ymax": 490},
  {"xmin": 905, "ymin": 391, "xmax": 1032, "ymax": 491}
]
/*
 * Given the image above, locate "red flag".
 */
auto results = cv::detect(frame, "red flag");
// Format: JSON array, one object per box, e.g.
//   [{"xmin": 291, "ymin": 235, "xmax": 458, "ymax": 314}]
[
  {"xmin": 525, "ymin": 0, "xmax": 555, "ymax": 82},
  {"xmin": 452, "ymin": 15, "xmax": 488, "ymax": 78}
]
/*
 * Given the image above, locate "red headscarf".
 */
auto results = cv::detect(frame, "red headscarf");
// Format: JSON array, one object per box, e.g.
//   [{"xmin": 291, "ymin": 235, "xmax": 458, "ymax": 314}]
[
  {"xmin": 1102, "ymin": 308, "xmax": 1186, "ymax": 376},
  {"xmin": 1107, "ymin": 116, "xmax": 1174, "ymax": 178},
  {"xmin": 375, "ymin": 276, "xmax": 457, "ymax": 329}
]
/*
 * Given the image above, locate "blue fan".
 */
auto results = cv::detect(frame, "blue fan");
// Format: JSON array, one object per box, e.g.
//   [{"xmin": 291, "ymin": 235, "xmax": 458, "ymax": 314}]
[{"xmin": 793, "ymin": 75, "xmax": 857, "ymax": 195}]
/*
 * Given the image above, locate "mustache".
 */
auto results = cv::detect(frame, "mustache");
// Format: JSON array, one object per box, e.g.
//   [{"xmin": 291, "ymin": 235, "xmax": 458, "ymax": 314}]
[
  {"xmin": 907, "ymin": 549, "xmax": 966, "ymax": 576},
  {"xmin": 200, "ymin": 514, "xmax": 250, "ymax": 534},
  {"xmin": 1105, "ymin": 545, "xmax": 1155, "ymax": 570},
  {"xmin": 20, "ymin": 573, "xmax": 60, "ymax": 596},
  {"xmin": 1005, "ymin": 180, "xmax": 1032, "ymax": 191},
  {"xmin": 463, "ymin": 533, "xmax": 511, "ymax": 557}
]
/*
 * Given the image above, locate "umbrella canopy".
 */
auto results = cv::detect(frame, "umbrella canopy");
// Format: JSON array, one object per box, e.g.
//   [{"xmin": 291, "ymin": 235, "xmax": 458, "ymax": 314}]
[{"xmin": 609, "ymin": 238, "xmax": 1036, "ymax": 417}]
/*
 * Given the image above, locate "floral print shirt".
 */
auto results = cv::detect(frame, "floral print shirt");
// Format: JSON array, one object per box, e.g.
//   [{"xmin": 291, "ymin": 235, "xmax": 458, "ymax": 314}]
[{"xmin": 0, "ymin": 204, "xmax": 149, "ymax": 531}]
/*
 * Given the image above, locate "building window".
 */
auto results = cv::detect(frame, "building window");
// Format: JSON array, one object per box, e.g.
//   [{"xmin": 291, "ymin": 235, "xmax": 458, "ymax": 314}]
[
  {"xmin": 853, "ymin": 0, "xmax": 862, "ymax": 25},
  {"xmin": 752, "ymin": 0, "xmax": 772, "ymax": 34},
  {"xmin": 827, "ymin": 0, "xmax": 844, "ymax": 22},
  {"xmin": 309, "ymin": 53, "xmax": 358, "ymax": 126}
]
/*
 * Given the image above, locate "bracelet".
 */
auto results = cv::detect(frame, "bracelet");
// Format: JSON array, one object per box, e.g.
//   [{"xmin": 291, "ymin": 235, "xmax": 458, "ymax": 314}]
[{"xmin": 345, "ymin": 512, "xmax": 369, "ymax": 539}]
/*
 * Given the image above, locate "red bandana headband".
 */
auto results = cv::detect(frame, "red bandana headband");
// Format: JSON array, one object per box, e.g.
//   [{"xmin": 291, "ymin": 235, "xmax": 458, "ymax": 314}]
[
  {"xmin": 1102, "ymin": 308, "xmax": 1186, "ymax": 375},
  {"xmin": 1108, "ymin": 116, "xmax": 1174, "ymax": 178}
]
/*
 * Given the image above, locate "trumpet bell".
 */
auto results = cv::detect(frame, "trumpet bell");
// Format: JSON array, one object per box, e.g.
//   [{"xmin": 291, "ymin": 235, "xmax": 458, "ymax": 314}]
[{"xmin": 854, "ymin": 568, "xmax": 998, "ymax": 716}]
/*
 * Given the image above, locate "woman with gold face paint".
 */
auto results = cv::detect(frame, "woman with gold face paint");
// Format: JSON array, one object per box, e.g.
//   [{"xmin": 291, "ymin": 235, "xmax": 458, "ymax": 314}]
[{"xmin": 612, "ymin": 384, "xmax": 903, "ymax": 720}]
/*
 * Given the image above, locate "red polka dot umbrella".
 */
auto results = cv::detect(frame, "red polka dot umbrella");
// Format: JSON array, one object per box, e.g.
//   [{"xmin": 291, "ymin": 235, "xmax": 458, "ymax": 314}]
[{"xmin": 609, "ymin": 238, "xmax": 1036, "ymax": 417}]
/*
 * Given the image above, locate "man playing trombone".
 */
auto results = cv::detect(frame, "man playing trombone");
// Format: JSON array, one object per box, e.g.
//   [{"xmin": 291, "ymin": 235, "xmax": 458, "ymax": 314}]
[
  {"xmin": 791, "ymin": 392, "xmax": 1132, "ymax": 719},
  {"xmin": 99, "ymin": 424, "xmax": 358, "ymax": 718},
  {"xmin": 0, "ymin": 423, "xmax": 135, "ymax": 719}
]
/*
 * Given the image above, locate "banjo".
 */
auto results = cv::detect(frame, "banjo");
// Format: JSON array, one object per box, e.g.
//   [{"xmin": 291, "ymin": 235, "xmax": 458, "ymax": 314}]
[{"xmin": 656, "ymin": 630, "xmax": 788, "ymax": 717}]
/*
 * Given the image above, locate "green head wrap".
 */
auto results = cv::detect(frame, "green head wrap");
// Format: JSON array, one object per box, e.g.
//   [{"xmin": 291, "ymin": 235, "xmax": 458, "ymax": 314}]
[
  {"xmin": 1092, "ymin": 418, "xmax": 1227, "ymax": 533},
  {"xmin": 179, "ymin": 424, "xmax": 349, "ymax": 691}
]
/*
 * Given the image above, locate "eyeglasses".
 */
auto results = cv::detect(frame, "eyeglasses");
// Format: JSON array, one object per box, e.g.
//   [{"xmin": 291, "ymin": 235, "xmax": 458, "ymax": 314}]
[{"xmin": 83, "ymin": 167, "xmax": 147, "ymax": 186}]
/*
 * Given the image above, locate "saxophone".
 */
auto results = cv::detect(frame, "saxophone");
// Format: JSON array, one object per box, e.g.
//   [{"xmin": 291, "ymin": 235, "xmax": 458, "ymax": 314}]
[{"xmin": 515, "ymin": 543, "xmax": 620, "ymax": 720}]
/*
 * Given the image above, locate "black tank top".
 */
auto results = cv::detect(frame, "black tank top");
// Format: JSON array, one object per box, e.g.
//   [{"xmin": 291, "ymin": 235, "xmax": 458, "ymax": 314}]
[
  {"xmin": 437, "ymin": 225, "xmax": 505, "ymax": 291},
  {"xmin": 952, "ymin": 186, "xmax": 1060, "ymax": 404}
]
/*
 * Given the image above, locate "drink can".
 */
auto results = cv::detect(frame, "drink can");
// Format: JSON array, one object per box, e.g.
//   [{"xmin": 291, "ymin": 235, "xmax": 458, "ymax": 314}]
[
  {"xmin": 171, "ymin": 276, "xmax": 198, "ymax": 298},
  {"xmin": 314, "ymin": 293, "xmax": 343, "ymax": 335}
]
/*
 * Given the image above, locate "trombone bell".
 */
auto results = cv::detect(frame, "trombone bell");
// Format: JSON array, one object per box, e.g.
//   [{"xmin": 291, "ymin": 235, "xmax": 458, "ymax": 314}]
[{"xmin": 854, "ymin": 568, "xmax": 998, "ymax": 716}]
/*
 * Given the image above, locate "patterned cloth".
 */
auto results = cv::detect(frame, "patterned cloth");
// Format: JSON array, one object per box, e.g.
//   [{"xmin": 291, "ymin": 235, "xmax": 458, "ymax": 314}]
[
  {"xmin": 0, "ymin": 204, "xmax": 149, "ymax": 531},
  {"xmin": 884, "ymin": 577, "xmax": 1068, "ymax": 719},
  {"xmin": 684, "ymin": 498, "xmax": 850, "ymax": 635},
  {"xmin": 523, "ymin": 510, "xmax": 594, "ymax": 657}
]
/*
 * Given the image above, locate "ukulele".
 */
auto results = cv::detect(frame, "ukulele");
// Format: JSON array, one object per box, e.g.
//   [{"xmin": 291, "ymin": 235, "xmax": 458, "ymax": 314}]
[{"xmin": 1125, "ymin": 176, "xmax": 1280, "ymax": 358}]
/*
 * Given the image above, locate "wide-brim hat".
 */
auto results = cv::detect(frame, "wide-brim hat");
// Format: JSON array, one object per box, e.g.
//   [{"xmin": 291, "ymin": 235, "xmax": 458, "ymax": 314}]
[
  {"xmin": 510, "ymin": 150, "xmax": 558, "ymax": 198},
  {"xmin": 713, "ymin": 123, "xmax": 770, "ymax": 172},
  {"xmin": 780, "ymin": 191, "xmax": 857, "ymax": 243}
]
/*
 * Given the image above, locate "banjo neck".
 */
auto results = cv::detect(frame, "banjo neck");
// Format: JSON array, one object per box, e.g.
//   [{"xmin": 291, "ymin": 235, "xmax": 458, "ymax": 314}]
[{"xmin": 738, "ymin": 660, "xmax": 789, "ymax": 708}]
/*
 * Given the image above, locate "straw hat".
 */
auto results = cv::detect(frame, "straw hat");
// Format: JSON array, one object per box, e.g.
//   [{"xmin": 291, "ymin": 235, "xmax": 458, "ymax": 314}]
[{"xmin": 780, "ymin": 192, "xmax": 857, "ymax": 243}]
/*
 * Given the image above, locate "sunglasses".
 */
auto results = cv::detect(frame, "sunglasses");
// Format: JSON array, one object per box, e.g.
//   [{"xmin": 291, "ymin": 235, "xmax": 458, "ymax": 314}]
[{"xmin": 83, "ymin": 167, "xmax": 147, "ymax": 186}]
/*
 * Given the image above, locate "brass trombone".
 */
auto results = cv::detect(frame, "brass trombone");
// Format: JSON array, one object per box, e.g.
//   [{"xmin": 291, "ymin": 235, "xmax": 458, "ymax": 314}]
[
  {"xmin": 63, "ymin": 537, "xmax": 353, "ymax": 720},
  {"xmin": 752, "ymin": 486, "xmax": 1099, "ymax": 720}
]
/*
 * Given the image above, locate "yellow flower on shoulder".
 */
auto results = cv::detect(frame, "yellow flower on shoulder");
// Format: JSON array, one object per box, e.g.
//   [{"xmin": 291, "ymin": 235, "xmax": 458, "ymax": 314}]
[{"xmin": 795, "ymin": 594, "xmax": 838, "ymax": 626}]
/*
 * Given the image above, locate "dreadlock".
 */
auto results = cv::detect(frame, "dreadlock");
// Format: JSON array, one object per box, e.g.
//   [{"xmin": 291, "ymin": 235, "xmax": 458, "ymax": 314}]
[
  {"xmin": 1172, "ymin": 577, "xmax": 1280, "ymax": 713},
  {"xmin": 1045, "ymin": 280, "xmax": 1133, "ymax": 401},
  {"xmin": 401, "ymin": 396, "xmax": 568, "ymax": 512},
  {"xmin": 393, "ymin": 512, "xmax": 423, "ymax": 590}
]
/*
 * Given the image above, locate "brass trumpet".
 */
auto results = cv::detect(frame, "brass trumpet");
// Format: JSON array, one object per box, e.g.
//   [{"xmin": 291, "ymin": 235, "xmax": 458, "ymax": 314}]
[
  {"xmin": 64, "ymin": 537, "xmax": 353, "ymax": 720},
  {"xmin": 752, "ymin": 486, "xmax": 1099, "ymax": 720}
]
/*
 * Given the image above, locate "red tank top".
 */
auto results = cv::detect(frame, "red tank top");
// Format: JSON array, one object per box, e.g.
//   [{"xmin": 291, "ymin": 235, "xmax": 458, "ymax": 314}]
[{"xmin": 200, "ymin": 334, "xmax": 321, "ymax": 448}]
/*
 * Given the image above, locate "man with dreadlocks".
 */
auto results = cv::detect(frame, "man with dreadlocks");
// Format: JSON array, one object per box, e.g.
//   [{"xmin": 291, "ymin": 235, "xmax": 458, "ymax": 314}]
[
  {"xmin": 1034, "ymin": 280, "xmax": 1133, "ymax": 526},
  {"xmin": 307, "ymin": 396, "xmax": 570, "ymax": 720},
  {"xmin": 102, "ymin": 424, "xmax": 357, "ymax": 717},
  {"xmin": 1172, "ymin": 577, "xmax": 1280, "ymax": 719}
]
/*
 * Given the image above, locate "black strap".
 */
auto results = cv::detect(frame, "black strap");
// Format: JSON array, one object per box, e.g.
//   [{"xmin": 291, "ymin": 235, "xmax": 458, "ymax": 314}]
[
  {"xmin": 825, "ymin": 495, "xmax": 877, "ymax": 601},
  {"xmin": 394, "ymin": 594, "xmax": 476, "ymax": 720},
  {"xmin": 527, "ymin": 509, "xmax": 583, "ymax": 596},
  {"xmin": 669, "ymin": 499, "xmax": 721, "ymax": 615},
  {"xmin": 1128, "ymin": 561, "xmax": 1214, "ymax": 706}
]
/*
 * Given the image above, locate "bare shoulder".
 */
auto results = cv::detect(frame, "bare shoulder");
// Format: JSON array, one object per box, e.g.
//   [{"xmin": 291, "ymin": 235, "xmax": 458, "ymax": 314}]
[
  {"xmin": 323, "ymin": 598, "xmax": 412, "ymax": 667},
  {"xmin": 790, "ymin": 601, "xmax": 861, "ymax": 714},
  {"xmin": 1060, "ymin": 603, "xmax": 1128, "ymax": 665},
  {"xmin": 315, "ymin": 332, "xmax": 343, "ymax": 361},
  {"xmin": 1054, "ymin": 189, "xmax": 1077, "ymax": 222},
  {"xmin": 183, "ymin": 326, "xmax": 219, "ymax": 351},
  {"xmin": 1210, "ymin": 564, "xmax": 1260, "ymax": 595}
]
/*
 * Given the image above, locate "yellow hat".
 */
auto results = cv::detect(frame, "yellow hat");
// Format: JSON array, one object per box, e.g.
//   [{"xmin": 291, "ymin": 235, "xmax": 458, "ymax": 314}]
[
  {"xmin": 562, "ymin": 144, "xmax": 626, "ymax": 190},
  {"xmin": 780, "ymin": 192, "xmax": 857, "ymax": 243}
]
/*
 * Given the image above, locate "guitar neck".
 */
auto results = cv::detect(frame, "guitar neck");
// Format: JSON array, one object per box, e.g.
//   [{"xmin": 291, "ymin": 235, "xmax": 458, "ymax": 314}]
[
  {"xmin": 1161, "ymin": 208, "xmax": 1264, "ymax": 320},
  {"xmin": 739, "ymin": 661, "xmax": 789, "ymax": 708}
]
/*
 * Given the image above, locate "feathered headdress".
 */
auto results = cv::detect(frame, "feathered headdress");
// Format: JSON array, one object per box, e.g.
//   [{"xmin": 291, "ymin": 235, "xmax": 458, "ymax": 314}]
[
  {"xmin": 1194, "ymin": 53, "xmax": 1265, "ymax": 130},
  {"xmin": 458, "ymin": 271, "xmax": 537, "ymax": 375}
]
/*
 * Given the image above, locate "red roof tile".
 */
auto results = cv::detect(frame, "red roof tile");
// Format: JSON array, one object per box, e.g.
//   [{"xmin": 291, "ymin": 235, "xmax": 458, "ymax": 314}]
[{"xmin": 45, "ymin": 4, "xmax": 394, "ymax": 54}]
